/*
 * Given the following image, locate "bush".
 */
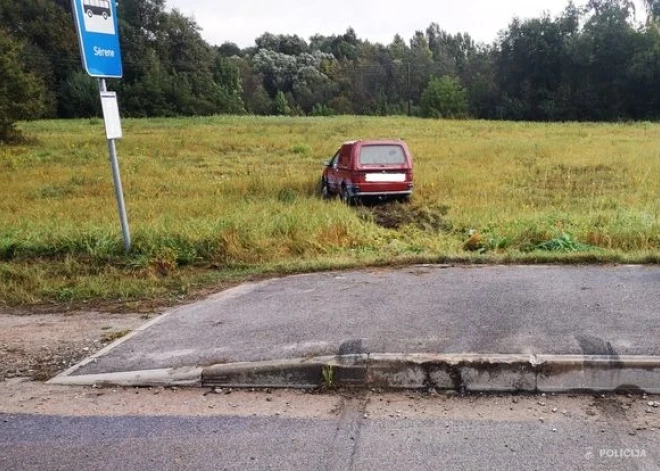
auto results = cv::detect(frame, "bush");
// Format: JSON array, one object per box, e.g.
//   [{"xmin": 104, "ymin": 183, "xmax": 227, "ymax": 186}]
[
  {"xmin": 272, "ymin": 91, "xmax": 292, "ymax": 116},
  {"xmin": 311, "ymin": 103, "xmax": 335, "ymax": 116},
  {"xmin": 420, "ymin": 76, "xmax": 468, "ymax": 119}
]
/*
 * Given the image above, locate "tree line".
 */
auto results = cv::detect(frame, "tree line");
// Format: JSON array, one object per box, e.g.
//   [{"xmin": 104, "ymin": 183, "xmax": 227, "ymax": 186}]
[{"xmin": 2, "ymin": 0, "xmax": 660, "ymax": 141}]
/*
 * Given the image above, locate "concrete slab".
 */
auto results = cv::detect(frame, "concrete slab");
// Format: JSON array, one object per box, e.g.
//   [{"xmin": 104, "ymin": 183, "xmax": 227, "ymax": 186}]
[{"xmin": 66, "ymin": 265, "xmax": 660, "ymax": 378}]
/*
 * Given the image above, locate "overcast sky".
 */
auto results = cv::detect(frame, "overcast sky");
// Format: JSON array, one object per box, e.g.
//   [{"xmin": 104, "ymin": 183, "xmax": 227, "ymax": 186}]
[{"xmin": 166, "ymin": 0, "xmax": 647, "ymax": 48}]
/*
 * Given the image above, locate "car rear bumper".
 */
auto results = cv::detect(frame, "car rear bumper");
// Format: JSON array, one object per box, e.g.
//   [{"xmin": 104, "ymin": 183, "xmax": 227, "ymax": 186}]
[
  {"xmin": 354, "ymin": 190, "xmax": 413, "ymax": 197},
  {"xmin": 350, "ymin": 181, "xmax": 413, "ymax": 197}
]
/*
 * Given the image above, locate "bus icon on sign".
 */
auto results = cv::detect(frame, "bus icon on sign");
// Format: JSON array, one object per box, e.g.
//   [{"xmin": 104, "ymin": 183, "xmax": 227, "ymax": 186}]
[
  {"xmin": 84, "ymin": 0, "xmax": 111, "ymax": 19},
  {"xmin": 81, "ymin": 0, "xmax": 116, "ymax": 35}
]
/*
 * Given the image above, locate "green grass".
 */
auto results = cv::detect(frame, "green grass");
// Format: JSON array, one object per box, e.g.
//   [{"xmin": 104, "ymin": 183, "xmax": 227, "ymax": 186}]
[{"xmin": 1, "ymin": 116, "xmax": 659, "ymax": 308}]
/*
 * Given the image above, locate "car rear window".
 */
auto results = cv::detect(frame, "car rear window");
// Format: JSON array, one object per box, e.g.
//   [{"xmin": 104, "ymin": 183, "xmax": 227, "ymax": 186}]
[{"xmin": 359, "ymin": 145, "xmax": 406, "ymax": 166}]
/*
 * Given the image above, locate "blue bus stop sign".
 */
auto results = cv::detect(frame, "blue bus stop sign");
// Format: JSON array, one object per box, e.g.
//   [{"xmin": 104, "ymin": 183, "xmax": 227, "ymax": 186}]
[{"xmin": 71, "ymin": 0, "xmax": 123, "ymax": 78}]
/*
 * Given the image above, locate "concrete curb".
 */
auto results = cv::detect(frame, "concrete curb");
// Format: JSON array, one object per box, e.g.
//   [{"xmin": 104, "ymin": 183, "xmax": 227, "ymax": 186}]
[
  {"xmin": 49, "ymin": 366, "xmax": 203, "ymax": 388},
  {"xmin": 202, "ymin": 354, "xmax": 660, "ymax": 394},
  {"xmin": 49, "ymin": 354, "xmax": 660, "ymax": 394}
]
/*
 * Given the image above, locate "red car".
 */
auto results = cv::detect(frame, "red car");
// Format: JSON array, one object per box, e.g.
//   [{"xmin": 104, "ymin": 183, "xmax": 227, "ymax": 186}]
[{"xmin": 321, "ymin": 140, "xmax": 414, "ymax": 204}]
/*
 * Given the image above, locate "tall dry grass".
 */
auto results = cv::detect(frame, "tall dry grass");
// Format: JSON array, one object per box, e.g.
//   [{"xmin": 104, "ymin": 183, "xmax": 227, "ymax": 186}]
[{"xmin": 1, "ymin": 116, "xmax": 659, "ymax": 306}]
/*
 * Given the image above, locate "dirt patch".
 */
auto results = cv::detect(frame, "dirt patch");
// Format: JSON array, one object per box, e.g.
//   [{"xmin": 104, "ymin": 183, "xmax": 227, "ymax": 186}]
[
  {"xmin": 0, "ymin": 312, "xmax": 147, "ymax": 381},
  {"xmin": 1, "ymin": 382, "xmax": 657, "ymax": 433},
  {"xmin": 358, "ymin": 203, "xmax": 451, "ymax": 232}
]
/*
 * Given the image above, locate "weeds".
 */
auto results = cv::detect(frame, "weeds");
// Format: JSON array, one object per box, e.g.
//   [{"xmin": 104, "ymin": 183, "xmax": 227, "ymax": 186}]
[
  {"xmin": 290, "ymin": 144, "xmax": 311, "ymax": 155},
  {"xmin": 101, "ymin": 330, "xmax": 132, "ymax": 343},
  {"xmin": 532, "ymin": 233, "xmax": 597, "ymax": 252},
  {"xmin": 322, "ymin": 364, "xmax": 335, "ymax": 389}
]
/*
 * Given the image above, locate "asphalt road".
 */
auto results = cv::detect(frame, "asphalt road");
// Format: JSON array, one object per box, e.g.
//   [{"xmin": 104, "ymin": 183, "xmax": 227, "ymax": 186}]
[
  {"xmin": 73, "ymin": 265, "xmax": 660, "ymax": 376},
  {"xmin": 2, "ymin": 395, "xmax": 659, "ymax": 471}
]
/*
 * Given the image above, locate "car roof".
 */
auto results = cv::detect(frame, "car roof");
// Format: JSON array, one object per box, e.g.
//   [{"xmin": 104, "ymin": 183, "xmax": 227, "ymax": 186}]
[{"xmin": 342, "ymin": 139, "xmax": 404, "ymax": 146}]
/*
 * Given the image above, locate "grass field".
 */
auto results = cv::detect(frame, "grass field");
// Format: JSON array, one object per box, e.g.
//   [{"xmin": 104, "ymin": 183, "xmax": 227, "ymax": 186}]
[{"xmin": 1, "ymin": 116, "xmax": 659, "ymax": 309}]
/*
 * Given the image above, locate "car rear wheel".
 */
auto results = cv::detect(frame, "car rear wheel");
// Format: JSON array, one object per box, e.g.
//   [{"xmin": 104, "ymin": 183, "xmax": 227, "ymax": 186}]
[{"xmin": 340, "ymin": 185, "xmax": 356, "ymax": 206}]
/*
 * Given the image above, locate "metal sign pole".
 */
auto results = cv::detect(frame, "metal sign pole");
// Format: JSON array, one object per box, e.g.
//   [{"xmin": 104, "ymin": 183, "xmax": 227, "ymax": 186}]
[
  {"xmin": 72, "ymin": 0, "xmax": 129, "ymax": 252},
  {"xmin": 99, "ymin": 78, "xmax": 131, "ymax": 253}
]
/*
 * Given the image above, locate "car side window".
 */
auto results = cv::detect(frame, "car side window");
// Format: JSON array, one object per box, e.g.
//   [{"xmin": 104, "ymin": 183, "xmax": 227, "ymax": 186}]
[
  {"xmin": 329, "ymin": 151, "xmax": 339, "ymax": 167},
  {"xmin": 338, "ymin": 147, "xmax": 350, "ymax": 168}
]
